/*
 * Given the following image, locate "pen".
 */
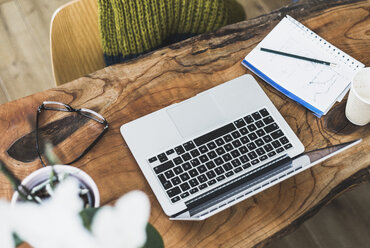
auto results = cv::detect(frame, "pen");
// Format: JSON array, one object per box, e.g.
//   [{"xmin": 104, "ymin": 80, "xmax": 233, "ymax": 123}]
[{"xmin": 260, "ymin": 47, "xmax": 336, "ymax": 66}]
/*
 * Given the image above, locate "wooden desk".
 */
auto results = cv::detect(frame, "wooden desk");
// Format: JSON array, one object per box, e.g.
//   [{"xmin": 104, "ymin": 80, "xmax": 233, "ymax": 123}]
[{"xmin": 0, "ymin": 0, "xmax": 369, "ymax": 247}]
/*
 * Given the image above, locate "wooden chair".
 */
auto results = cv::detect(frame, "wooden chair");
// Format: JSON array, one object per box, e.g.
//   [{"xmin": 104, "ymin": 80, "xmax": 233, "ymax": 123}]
[{"xmin": 50, "ymin": 0, "xmax": 105, "ymax": 86}]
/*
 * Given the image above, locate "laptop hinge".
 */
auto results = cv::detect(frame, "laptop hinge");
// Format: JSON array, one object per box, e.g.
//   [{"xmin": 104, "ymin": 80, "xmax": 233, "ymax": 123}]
[{"xmin": 171, "ymin": 154, "xmax": 292, "ymax": 218}]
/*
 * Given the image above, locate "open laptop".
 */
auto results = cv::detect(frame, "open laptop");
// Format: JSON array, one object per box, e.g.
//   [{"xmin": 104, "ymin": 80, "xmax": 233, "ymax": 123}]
[{"xmin": 120, "ymin": 74, "xmax": 359, "ymax": 220}]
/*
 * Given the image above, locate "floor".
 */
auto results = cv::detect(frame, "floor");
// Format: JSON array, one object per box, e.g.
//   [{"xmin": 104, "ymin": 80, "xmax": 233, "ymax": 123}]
[{"xmin": 0, "ymin": 0, "xmax": 368, "ymax": 247}]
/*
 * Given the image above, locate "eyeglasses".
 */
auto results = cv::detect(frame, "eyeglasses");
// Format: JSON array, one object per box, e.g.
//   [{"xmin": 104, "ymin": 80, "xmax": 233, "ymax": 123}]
[{"xmin": 36, "ymin": 101, "xmax": 109, "ymax": 167}]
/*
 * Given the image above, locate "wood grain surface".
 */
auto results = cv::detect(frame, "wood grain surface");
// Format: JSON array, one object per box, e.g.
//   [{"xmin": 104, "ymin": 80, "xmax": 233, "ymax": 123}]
[{"xmin": 0, "ymin": 0, "xmax": 369, "ymax": 247}]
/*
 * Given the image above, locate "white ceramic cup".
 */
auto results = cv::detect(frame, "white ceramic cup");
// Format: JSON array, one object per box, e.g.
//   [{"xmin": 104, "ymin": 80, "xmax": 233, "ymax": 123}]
[
  {"xmin": 11, "ymin": 165, "xmax": 100, "ymax": 207},
  {"xmin": 345, "ymin": 67, "xmax": 370, "ymax": 126}
]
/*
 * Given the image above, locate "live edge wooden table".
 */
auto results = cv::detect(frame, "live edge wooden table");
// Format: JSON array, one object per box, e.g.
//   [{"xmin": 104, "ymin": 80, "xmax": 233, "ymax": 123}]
[{"xmin": 0, "ymin": 0, "xmax": 369, "ymax": 247}]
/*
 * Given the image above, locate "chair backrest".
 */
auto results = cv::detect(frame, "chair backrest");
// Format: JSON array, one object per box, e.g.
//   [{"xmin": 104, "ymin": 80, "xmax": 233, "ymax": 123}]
[{"xmin": 50, "ymin": 0, "xmax": 105, "ymax": 86}]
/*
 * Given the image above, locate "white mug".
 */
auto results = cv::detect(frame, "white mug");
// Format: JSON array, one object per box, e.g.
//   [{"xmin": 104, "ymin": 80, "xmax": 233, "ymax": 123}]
[{"xmin": 345, "ymin": 67, "xmax": 370, "ymax": 126}]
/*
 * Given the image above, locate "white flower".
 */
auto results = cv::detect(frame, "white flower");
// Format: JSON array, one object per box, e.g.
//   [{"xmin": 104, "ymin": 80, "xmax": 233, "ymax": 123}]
[
  {"xmin": 11, "ymin": 179, "xmax": 97, "ymax": 248},
  {"xmin": 92, "ymin": 191, "xmax": 150, "ymax": 248},
  {"xmin": 0, "ymin": 179, "xmax": 151, "ymax": 248},
  {"xmin": 0, "ymin": 200, "xmax": 14, "ymax": 248}
]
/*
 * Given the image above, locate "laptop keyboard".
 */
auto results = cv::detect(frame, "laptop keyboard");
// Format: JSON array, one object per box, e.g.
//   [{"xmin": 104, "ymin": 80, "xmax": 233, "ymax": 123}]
[{"xmin": 148, "ymin": 108, "xmax": 293, "ymax": 203}]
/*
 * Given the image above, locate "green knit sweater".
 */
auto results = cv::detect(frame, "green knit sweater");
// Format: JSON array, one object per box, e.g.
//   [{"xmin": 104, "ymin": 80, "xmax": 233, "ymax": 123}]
[{"xmin": 98, "ymin": 0, "xmax": 245, "ymax": 65}]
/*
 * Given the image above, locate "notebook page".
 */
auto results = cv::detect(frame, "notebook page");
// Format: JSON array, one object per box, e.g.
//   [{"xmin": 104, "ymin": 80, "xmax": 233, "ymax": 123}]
[{"xmin": 244, "ymin": 16, "xmax": 364, "ymax": 115}]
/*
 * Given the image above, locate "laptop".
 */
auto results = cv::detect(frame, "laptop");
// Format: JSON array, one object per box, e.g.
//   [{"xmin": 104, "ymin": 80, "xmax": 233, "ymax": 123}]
[{"xmin": 120, "ymin": 74, "xmax": 359, "ymax": 220}]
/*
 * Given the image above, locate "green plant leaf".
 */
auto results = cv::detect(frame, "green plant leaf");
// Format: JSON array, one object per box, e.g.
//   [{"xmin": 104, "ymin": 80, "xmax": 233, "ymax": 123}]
[
  {"xmin": 144, "ymin": 223, "xmax": 164, "ymax": 248},
  {"xmin": 13, "ymin": 233, "xmax": 23, "ymax": 247}
]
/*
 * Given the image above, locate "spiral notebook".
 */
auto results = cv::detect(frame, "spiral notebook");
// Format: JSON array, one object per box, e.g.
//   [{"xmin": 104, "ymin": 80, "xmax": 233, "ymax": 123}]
[{"xmin": 242, "ymin": 15, "xmax": 364, "ymax": 117}]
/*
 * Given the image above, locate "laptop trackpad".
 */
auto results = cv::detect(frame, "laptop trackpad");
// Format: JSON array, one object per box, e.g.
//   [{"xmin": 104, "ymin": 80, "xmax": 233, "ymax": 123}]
[{"xmin": 167, "ymin": 93, "xmax": 226, "ymax": 138}]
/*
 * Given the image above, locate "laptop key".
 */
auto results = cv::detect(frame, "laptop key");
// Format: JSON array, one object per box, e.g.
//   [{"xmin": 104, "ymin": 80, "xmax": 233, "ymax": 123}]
[
  {"xmin": 171, "ymin": 177, "xmax": 181, "ymax": 185},
  {"xmin": 199, "ymin": 145, "xmax": 208, "ymax": 154},
  {"xmin": 263, "ymin": 135, "xmax": 272, "ymax": 143},
  {"xmin": 189, "ymin": 169, "xmax": 199, "ymax": 177},
  {"xmin": 149, "ymin": 157, "xmax": 157, "ymax": 163},
  {"xmin": 263, "ymin": 116, "xmax": 274, "ymax": 125},
  {"xmin": 207, "ymin": 141, "xmax": 217, "ymax": 150},
  {"xmin": 173, "ymin": 157, "xmax": 183, "ymax": 165},
  {"xmin": 242, "ymin": 163, "xmax": 251, "ymax": 169},
  {"xmin": 223, "ymin": 162, "xmax": 233, "ymax": 171},
  {"xmin": 183, "ymin": 141, "xmax": 195, "ymax": 151},
  {"xmin": 206, "ymin": 170, "xmax": 216, "ymax": 179},
  {"xmin": 255, "ymin": 138, "xmax": 264, "ymax": 146},
  {"xmin": 165, "ymin": 170, "xmax": 175, "ymax": 179},
  {"xmin": 256, "ymin": 129, "xmax": 266, "ymax": 137},
  {"xmin": 199, "ymin": 154, "xmax": 209, "ymax": 163},
  {"xmin": 224, "ymin": 134, "xmax": 233, "ymax": 142},
  {"xmin": 171, "ymin": 196, "xmax": 181, "ymax": 203},
  {"xmin": 158, "ymin": 153, "xmax": 168, "ymax": 162},
  {"xmin": 215, "ymin": 138, "xmax": 225, "ymax": 146},
  {"xmin": 154, "ymin": 160, "xmax": 174, "ymax": 174},
  {"xmin": 182, "ymin": 153, "xmax": 191, "ymax": 161},
  {"xmin": 264, "ymin": 144, "xmax": 273, "ymax": 152},
  {"xmin": 182, "ymin": 162, "xmax": 191, "ymax": 171},
  {"xmin": 240, "ymin": 136, "xmax": 249, "ymax": 144},
  {"xmin": 167, "ymin": 187, "xmax": 181, "ymax": 198},
  {"xmin": 175, "ymin": 145, "xmax": 185, "ymax": 155},
  {"xmin": 215, "ymin": 167, "xmax": 225, "ymax": 175},
  {"xmin": 234, "ymin": 119, "xmax": 246, "ymax": 128},
  {"xmin": 216, "ymin": 147, "xmax": 226, "ymax": 155},
  {"xmin": 272, "ymin": 140, "xmax": 282, "ymax": 148},
  {"xmin": 158, "ymin": 174, "xmax": 167, "ymax": 183},
  {"xmin": 226, "ymin": 171, "xmax": 234, "ymax": 177},
  {"xmin": 234, "ymin": 167, "xmax": 242, "ymax": 173},
  {"xmin": 247, "ymin": 124, "xmax": 257, "ymax": 132},
  {"xmin": 214, "ymin": 157, "xmax": 224, "ymax": 166},
  {"xmin": 189, "ymin": 179, "xmax": 199, "ymax": 187},
  {"xmin": 271, "ymin": 129, "xmax": 284, "ymax": 139},
  {"xmin": 284, "ymin": 143, "xmax": 293, "ymax": 150},
  {"xmin": 190, "ymin": 149, "xmax": 200, "ymax": 158},
  {"xmin": 247, "ymin": 151, "xmax": 257, "ymax": 160},
  {"xmin": 280, "ymin": 137, "xmax": 289, "ymax": 144},
  {"xmin": 180, "ymin": 192, "xmax": 190, "ymax": 199},
  {"xmin": 231, "ymin": 149, "xmax": 241, "ymax": 158},
  {"xmin": 162, "ymin": 181, "xmax": 172, "ymax": 190},
  {"xmin": 267, "ymin": 151, "xmax": 276, "ymax": 157},
  {"xmin": 198, "ymin": 174, "xmax": 208, "ymax": 183},
  {"xmin": 224, "ymin": 143, "xmax": 233, "ymax": 151},
  {"xmin": 207, "ymin": 151, "xmax": 217, "ymax": 159},
  {"xmin": 208, "ymin": 179, "xmax": 217, "ymax": 186},
  {"xmin": 260, "ymin": 108, "xmax": 269, "ymax": 117},
  {"xmin": 232, "ymin": 140, "xmax": 242, "ymax": 148},
  {"xmin": 216, "ymin": 175, "xmax": 226, "ymax": 182},
  {"xmin": 180, "ymin": 182, "xmax": 190, "ymax": 191},
  {"xmin": 180, "ymin": 172, "xmax": 190, "ymax": 181},
  {"xmin": 240, "ymin": 127, "xmax": 249, "ymax": 135},
  {"xmin": 248, "ymin": 132, "xmax": 258, "ymax": 140},
  {"xmin": 255, "ymin": 120, "xmax": 264, "ymax": 128},
  {"xmin": 256, "ymin": 148, "xmax": 266, "ymax": 156},
  {"xmin": 173, "ymin": 166, "xmax": 184, "ymax": 175},
  {"xmin": 260, "ymin": 155, "xmax": 268, "ymax": 161},
  {"xmin": 166, "ymin": 149, "xmax": 175, "ymax": 155},
  {"xmin": 194, "ymin": 123, "xmax": 236, "ymax": 146},
  {"xmin": 190, "ymin": 158, "xmax": 200, "ymax": 167},
  {"xmin": 231, "ymin": 158, "xmax": 241, "ymax": 167},
  {"xmin": 246, "ymin": 142, "xmax": 257, "ymax": 150},
  {"xmin": 222, "ymin": 153, "xmax": 233, "ymax": 162},
  {"xmin": 197, "ymin": 165, "xmax": 207, "ymax": 173},
  {"xmin": 199, "ymin": 183, "xmax": 208, "ymax": 190},
  {"xmin": 264, "ymin": 123, "xmax": 278, "ymax": 133},
  {"xmin": 252, "ymin": 112, "xmax": 262, "ymax": 120},
  {"xmin": 205, "ymin": 161, "xmax": 216, "ymax": 170},
  {"xmin": 190, "ymin": 188, "xmax": 199, "ymax": 194},
  {"xmin": 240, "ymin": 155, "xmax": 249, "ymax": 164},
  {"xmin": 244, "ymin": 115, "xmax": 254, "ymax": 124},
  {"xmin": 276, "ymin": 147, "xmax": 284, "ymax": 153},
  {"xmin": 231, "ymin": 131, "xmax": 241, "ymax": 139},
  {"xmin": 251, "ymin": 159, "xmax": 259, "ymax": 165},
  {"xmin": 239, "ymin": 146, "xmax": 248, "ymax": 154}
]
